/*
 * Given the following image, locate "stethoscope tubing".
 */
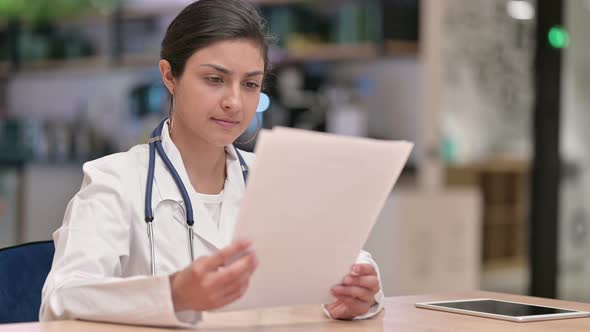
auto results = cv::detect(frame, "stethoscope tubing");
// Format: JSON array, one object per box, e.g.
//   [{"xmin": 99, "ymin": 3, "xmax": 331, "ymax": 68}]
[{"xmin": 144, "ymin": 118, "xmax": 248, "ymax": 276}]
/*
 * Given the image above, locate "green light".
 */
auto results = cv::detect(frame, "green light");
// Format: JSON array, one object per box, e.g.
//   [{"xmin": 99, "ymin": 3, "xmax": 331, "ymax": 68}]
[{"xmin": 548, "ymin": 26, "xmax": 570, "ymax": 49}]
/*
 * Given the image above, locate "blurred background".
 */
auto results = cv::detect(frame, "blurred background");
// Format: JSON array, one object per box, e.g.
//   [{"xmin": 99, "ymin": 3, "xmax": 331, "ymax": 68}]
[{"xmin": 0, "ymin": 0, "xmax": 588, "ymax": 303}]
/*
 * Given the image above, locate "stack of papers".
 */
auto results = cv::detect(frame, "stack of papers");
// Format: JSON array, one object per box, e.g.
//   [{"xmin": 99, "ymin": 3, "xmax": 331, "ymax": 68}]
[{"xmin": 222, "ymin": 127, "xmax": 413, "ymax": 311}]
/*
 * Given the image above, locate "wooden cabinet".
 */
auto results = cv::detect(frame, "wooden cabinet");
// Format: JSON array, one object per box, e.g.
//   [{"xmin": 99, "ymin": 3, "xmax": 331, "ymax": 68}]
[{"xmin": 446, "ymin": 160, "xmax": 529, "ymax": 264}]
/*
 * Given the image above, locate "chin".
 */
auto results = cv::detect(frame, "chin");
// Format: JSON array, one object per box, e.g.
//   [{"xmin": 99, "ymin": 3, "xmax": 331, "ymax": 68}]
[{"xmin": 208, "ymin": 132, "xmax": 241, "ymax": 147}]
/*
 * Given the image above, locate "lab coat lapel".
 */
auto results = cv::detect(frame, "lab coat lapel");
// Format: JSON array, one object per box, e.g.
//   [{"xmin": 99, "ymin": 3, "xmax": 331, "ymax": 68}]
[
  {"xmin": 171, "ymin": 201, "xmax": 225, "ymax": 250},
  {"xmin": 218, "ymin": 146, "xmax": 247, "ymax": 244},
  {"xmin": 151, "ymin": 121, "xmax": 225, "ymax": 249}
]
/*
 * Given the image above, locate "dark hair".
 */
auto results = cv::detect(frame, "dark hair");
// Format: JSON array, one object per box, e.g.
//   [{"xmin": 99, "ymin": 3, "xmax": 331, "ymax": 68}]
[{"xmin": 161, "ymin": 0, "xmax": 272, "ymax": 79}]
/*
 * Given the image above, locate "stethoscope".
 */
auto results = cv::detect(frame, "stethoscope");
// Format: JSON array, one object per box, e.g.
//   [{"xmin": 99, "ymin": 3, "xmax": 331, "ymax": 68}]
[{"xmin": 143, "ymin": 93, "xmax": 269, "ymax": 276}]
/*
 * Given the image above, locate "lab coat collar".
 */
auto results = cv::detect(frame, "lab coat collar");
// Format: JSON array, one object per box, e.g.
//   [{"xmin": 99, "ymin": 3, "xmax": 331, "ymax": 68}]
[{"xmin": 151, "ymin": 121, "xmax": 246, "ymax": 249}]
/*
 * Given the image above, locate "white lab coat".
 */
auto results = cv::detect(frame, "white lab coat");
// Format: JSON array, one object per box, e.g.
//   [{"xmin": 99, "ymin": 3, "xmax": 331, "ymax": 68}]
[{"xmin": 40, "ymin": 122, "xmax": 384, "ymax": 327}]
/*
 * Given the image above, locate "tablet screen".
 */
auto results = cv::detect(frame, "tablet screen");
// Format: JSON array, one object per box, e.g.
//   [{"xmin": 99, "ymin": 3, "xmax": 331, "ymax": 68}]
[{"xmin": 431, "ymin": 299, "xmax": 575, "ymax": 317}]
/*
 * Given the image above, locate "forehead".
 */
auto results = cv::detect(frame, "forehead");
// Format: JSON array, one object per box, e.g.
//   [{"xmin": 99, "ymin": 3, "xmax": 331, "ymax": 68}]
[{"xmin": 186, "ymin": 39, "xmax": 265, "ymax": 72}]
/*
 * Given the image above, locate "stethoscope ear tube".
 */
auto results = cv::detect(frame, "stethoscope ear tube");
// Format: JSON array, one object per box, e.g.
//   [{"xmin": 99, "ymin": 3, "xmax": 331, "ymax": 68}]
[
  {"xmin": 144, "ymin": 126, "xmax": 158, "ymax": 222},
  {"xmin": 145, "ymin": 127, "xmax": 158, "ymax": 277},
  {"xmin": 144, "ymin": 119, "xmax": 196, "ymax": 276}
]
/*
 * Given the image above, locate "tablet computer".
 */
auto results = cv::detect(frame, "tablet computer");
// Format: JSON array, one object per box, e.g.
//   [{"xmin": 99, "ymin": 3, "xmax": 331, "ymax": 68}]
[{"xmin": 415, "ymin": 298, "xmax": 590, "ymax": 322}]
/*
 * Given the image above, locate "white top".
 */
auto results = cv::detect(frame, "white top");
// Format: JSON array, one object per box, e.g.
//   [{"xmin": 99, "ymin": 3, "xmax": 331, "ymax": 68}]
[{"xmin": 195, "ymin": 190, "xmax": 224, "ymax": 229}]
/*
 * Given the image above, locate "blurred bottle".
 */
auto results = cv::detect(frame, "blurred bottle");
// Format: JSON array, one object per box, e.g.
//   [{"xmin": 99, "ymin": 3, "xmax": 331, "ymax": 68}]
[
  {"xmin": 325, "ymin": 85, "xmax": 368, "ymax": 137},
  {"xmin": 266, "ymin": 5, "xmax": 296, "ymax": 49},
  {"xmin": 47, "ymin": 119, "xmax": 71, "ymax": 162},
  {"xmin": 332, "ymin": 1, "xmax": 382, "ymax": 44},
  {"xmin": 325, "ymin": 76, "xmax": 374, "ymax": 137},
  {"xmin": 71, "ymin": 101, "xmax": 92, "ymax": 161},
  {"xmin": 22, "ymin": 117, "xmax": 49, "ymax": 162},
  {"xmin": 332, "ymin": 2, "xmax": 360, "ymax": 44}
]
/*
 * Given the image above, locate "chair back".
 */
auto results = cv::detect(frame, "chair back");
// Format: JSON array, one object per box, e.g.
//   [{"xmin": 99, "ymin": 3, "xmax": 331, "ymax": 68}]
[{"xmin": 0, "ymin": 241, "xmax": 55, "ymax": 323}]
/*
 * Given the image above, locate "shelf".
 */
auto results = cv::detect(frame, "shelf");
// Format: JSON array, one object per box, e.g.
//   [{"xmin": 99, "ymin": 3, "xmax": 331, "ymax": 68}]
[
  {"xmin": 385, "ymin": 40, "xmax": 420, "ymax": 57},
  {"xmin": 250, "ymin": 0, "xmax": 306, "ymax": 5},
  {"xmin": 0, "ymin": 0, "xmax": 308, "ymax": 27},
  {"xmin": 1, "ymin": 40, "xmax": 418, "ymax": 75},
  {"xmin": 122, "ymin": 0, "xmax": 306, "ymax": 14},
  {"xmin": 279, "ymin": 41, "xmax": 419, "ymax": 63},
  {"xmin": 113, "ymin": 1, "xmax": 308, "ymax": 21},
  {"xmin": 0, "ymin": 61, "xmax": 11, "ymax": 77},
  {"xmin": 56, "ymin": 11, "xmax": 111, "ymax": 26},
  {"xmin": 0, "ymin": 53, "xmax": 159, "ymax": 75},
  {"xmin": 49, "ymin": 0, "xmax": 392, "ymax": 25},
  {"xmin": 118, "ymin": 53, "xmax": 160, "ymax": 68},
  {"xmin": 0, "ymin": 56, "xmax": 110, "ymax": 74},
  {"xmin": 279, "ymin": 43, "xmax": 380, "ymax": 63},
  {"xmin": 448, "ymin": 159, "xmax": 530, "ymax": 174},
  {"xmin": 118, "ymin": 0, "xmax": 305, "ymax": 19},
  {"xmin": 482, "ymin": 255, "xmax": 528, "ymax": 271}
]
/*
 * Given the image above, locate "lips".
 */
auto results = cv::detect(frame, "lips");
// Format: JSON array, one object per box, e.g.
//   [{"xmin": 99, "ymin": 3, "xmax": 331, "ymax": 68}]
[{"xmin": 212, "ymin": 118, "xmax": 239, "ymax": 129}]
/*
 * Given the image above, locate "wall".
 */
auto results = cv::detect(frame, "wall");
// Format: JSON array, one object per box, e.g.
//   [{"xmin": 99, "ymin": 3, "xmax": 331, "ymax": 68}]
[
  {"xmin": 7, "ymin": 67, "xmax": 160, "ymax": 151},
  {"xmin": 0, "ymin": 169, "xmax": 19, "ymax": 247},
  {"xmin": 21, "ymin": 165, "xmax": 83, "ymax": 242},
  {"xmin": 558, "ymin": 0, "xmax": 590, "ymax": 302},
  {"xmin": 364, "ymin": 189, "xmax": 481, "ymax": 296},
  {"xmin": 329, "ymin": 58, "xmax": 423, "ymax": 165},
  {"xmin": 440, "ymin": 0, "xmax": 535, "ymax": 163}
]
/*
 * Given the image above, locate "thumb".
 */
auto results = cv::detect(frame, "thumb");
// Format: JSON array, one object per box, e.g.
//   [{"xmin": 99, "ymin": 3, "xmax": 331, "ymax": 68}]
[{"xmin": 201, "ymin": 239, "xmax": 252, "ymax": 272}]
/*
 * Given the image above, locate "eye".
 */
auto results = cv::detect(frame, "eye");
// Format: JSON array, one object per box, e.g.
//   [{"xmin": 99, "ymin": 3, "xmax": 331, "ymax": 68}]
[
  {"xmin": 205, "ymin": 76, "xmax": 223, "ymax": 84},
  {"xmin": 244, "ymin": 81, "xmax": 261, "ymax": 89}
]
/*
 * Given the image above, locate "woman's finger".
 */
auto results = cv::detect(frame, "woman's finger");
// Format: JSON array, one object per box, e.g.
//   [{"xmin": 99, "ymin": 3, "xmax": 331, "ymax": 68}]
[
  {"xmin": 331, "ymin": 285, "xmax": 374, "ymax": 304},
  {"xmin": 216, "ymin": 281, "xmax": 250, "ymax": 308},
  {"xmin": 341, "ymin": 275, "xmax": 379, "ymax": 292},
  {"xmin": 220, "ymin": 278, "xmax": 251, "ymax": 299},
  {"xmin": 205, "ymin": 252, "xmax": 257, "ymax": 289},
  {"xmin": 201, "ymin": 239, "xmax": 252, "ymax": 272},
  {"xmin": 350, "ymin": 263, "xmax": 377, "ymax": 277},
  {"xmin": 327, "ymin": 296, "xmax": 369, "ymax": 319}
]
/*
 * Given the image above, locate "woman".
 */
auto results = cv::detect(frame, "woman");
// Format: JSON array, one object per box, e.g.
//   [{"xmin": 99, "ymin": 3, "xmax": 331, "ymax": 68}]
[{"xmin": 40, "ymin": 0, "xmax": 384, "ymax": 327}]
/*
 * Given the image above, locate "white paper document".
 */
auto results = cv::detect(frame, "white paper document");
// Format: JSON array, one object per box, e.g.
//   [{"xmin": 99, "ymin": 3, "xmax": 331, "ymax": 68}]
[{"xmin": 220, "ymin": 127, "xmax": 413, "ymax": 311}]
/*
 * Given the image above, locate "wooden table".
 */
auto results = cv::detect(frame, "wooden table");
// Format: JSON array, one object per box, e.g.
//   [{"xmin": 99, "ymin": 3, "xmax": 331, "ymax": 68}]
[{"xmin": 2, "ymin": 291, "xmax": 590, "ymax": 331}]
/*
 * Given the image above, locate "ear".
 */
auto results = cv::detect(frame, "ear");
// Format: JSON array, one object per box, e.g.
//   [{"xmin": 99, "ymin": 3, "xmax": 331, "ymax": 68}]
[{"xmin": 159, "ymin": 59, "xmax": 176, "ymax": 95}]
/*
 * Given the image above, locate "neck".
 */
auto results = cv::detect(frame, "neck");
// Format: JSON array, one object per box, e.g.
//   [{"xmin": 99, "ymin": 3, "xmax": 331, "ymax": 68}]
[{"xmin": 169, "ymin": 125, "xmax": 226, "ymax": 195}]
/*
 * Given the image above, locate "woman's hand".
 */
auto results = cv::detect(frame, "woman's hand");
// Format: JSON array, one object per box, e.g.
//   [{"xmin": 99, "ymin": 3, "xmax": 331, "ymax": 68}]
[
  {"xmin": 169, "ymin": 239, "xmax": 258, "ymax": 312},
  {"xmin": 325, "ymin": 264, "xmax": 380, "ymax": 320}
]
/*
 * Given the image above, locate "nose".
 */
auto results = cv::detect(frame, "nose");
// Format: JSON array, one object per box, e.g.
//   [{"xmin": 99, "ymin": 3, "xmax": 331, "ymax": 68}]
[{"xmin": 221, "ymin": 84, "xmax": 242, "ymax": 113}]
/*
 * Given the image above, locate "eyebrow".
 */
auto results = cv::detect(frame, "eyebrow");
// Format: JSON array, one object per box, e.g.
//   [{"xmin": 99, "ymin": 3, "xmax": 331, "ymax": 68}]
[{"xmin": 200, "ymin": 64, "xmax": 264, "ymax": 77}]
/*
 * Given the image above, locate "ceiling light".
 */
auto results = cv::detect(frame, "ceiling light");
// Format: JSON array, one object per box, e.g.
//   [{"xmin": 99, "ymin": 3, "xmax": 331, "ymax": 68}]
[{"xmin": 507, "ymin": 0, "xmax": 535, "ymax": 20}]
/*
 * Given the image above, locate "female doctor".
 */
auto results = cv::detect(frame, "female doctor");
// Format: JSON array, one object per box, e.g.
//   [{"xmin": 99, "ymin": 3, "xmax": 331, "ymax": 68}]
[{"xmin": 40, "ymin": 0, "xmax": 384, "ymax": 327}]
